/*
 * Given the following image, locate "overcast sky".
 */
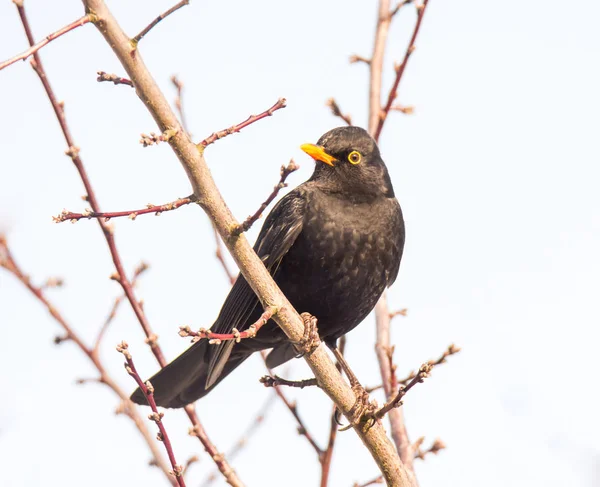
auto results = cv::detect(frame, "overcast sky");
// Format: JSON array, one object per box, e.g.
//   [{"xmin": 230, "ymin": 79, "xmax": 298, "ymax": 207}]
[{"xmin": 1, "ymin": 1, "xmax": 599, "ymax": 486}]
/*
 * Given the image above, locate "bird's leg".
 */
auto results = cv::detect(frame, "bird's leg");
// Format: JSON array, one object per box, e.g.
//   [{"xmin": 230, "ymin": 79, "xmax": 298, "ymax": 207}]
[
  {"xmin": 329, "ymin": 344, "xmax": 377, "ymax": 430},
  {"xmin": 292, "ymin": 312, "xmax": 321, "ymax": 356}
]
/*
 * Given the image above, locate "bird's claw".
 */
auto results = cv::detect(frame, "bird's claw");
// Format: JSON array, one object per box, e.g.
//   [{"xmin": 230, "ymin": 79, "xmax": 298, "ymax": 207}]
[
  {"xmin": 338, "ymin": 382, "xmax": 378, "ymax": 432},
  {"xmin": 294, "ymin": 312, "xmax": 321, "ymax": 356}
]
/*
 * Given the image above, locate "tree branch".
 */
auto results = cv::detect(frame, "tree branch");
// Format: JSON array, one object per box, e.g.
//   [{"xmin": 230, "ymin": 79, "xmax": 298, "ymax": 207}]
[
  {"xmin": 0, "ymin": 14, "xmax": 91, "ymax": 72},
  {"xmin": 132, "ymin": 0, "xmax": 190, "ymax": 45},
  {"xmin": 54, "ymin": 195, "xmax": 196, "ymax": 223},
  {"xmin": 117, "ymin": 342, "xmax": 187, "ymax": 486},
  {"xmin": 0, "ymin": 236, "xmax": 176, "ymax": 486},
  {"xmin": 374, "ymin": 0, "xmax": 430, "ymax": 141},
  {"xmin": 97, "ymin": 70, "xmax": 133, "ymax": 87},
  {"xmin": 198, "ymin": 98, "xmax": 287, "ymax": 148},
  {"xmin": 14, "ymin": 3, "xmax": 243, "ymax": 485}
]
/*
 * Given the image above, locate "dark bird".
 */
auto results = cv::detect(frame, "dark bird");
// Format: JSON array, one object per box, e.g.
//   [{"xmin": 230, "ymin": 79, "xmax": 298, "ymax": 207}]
[{"xmin": 131, "ymin": 126, "xmax": 405, "ymax": 408}]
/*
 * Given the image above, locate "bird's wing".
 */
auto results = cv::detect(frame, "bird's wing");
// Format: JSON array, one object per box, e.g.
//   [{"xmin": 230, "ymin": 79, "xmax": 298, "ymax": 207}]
[
  {"xmin": 205, "ymin": 188, "xmax": 306, "ymax": 386},
  {"xmin": 386, "ymin": 198, "xmax": 405, "ymax": 286}
]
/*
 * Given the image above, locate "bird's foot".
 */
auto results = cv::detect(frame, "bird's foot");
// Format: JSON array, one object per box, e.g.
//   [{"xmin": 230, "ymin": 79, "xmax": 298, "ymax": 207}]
[
  {"xmin": 294, "ymin": 312, "xmax": 321, "ymax": 356},
  {"xmin": 338, "ymin": 382, "xmax": 378, "ymax": 432}
]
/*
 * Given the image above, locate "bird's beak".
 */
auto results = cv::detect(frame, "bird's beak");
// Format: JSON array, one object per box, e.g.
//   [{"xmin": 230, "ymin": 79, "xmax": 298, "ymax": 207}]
[{"xmin": 300, "ymin": 144, "xmax": 337, "ymax": 167}]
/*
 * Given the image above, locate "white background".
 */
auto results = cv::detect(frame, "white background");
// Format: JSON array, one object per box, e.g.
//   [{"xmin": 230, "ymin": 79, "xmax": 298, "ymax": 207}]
[{"xmin": 1, "ymin": 1, "xmax": 599, "ymax": 486}]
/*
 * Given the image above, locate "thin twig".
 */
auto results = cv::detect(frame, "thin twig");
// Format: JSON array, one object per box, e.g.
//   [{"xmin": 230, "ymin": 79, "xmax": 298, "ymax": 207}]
[
  {"xmin": 171, "ymin": 75, "xmax": 191, "ymax": 135},
  {"xmin": 260, "ymin": 375, "xmax": 318, "ymax": 389},
  {"xmin": 15, "ymin": 4, "xmax": 243, "ymax": 485},
  {"xmin": 179, "ymin": 306, "xmax": 278, "ymax": 344},
  {"xmin": 198, "ymin": 98, "xmax": 287, "ymax": 148},
  {"xmin": 374, "ymin": 0, "xmax": 430, "ymax": 141},
  {"xmin": 413, "ymin": 437, "xmax": 446, "ymax": 461},
  {"xmin": 54, "ymin": 195, "xmax": 196, "ymax": 223},
  {"xmin": 0, "ymin": 236, "xmax": 176, "ymax": 485},
  {"xmin": 117, "ymin": 342, "xmax": 186, "ymax": 486},
  {"xmin": 97, "ymin": 71, "xmax": 133, "ymax": 87},
  {"xmin": 372, "ymin": 363, "xmax": 432, "ymax": 420},
  {"xmin": 232, "ymin": 160, "xmax": 299, "ymax": 236},
  {"xmin": 390, "ymin": 0, "xmax": 415, "ymax": 18},
  {"xmin": 140, "ymin": 128, "xmax": 179, "ymax": 147},
  {"xmin": 132, "ymin": 0, "xmax": 190, "ymax": 45},
  {"xmin": 326, "ymin": 98, "xmax": 353, "ymax": 126},
  {"xmin": 0, "ymin": 15, "xmax": 91, "ymax": 72},
  {"xmin": 93, "ymin": 261, "xmax": 149, "ymax": 353}
]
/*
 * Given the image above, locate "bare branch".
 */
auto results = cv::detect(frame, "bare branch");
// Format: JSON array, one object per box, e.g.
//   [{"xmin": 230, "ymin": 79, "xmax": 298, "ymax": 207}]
[
  {"xmin": 353, "ymin": 476, "xmax": 384, "ymax": 487},
  {"xmin": 0, "ymin": 236, "xmax": 176, "ymax": 485},
  {"xmin": 171, "ymin": 75, "xmax": 191, "ymax": 135},
  {"xmin": 132, "ymin": 0, "xmax": 190, "ymax": 45},
  {"xmin": 117, "ymin": 342, "xmax": 186, "ymax": 486},
  {"xmin": 14, "ymin": 4, "xmax": 243, "ymax": 484},
  {"xmin": 0, "ymin": 15, "xmax": 91, "ymax": 72},
  {"xmin": 413, "ymin": 437, "xmax": 446, "ymax": 461},
  {"xmin": 260, "ymin": 375, "xmax": 318, "ymax": 389},
  {"xmin": 232, "ymin": 160, "xmax": 299, "ymax": 235},
  {"xmin": 326, "ymin": 98, "xmax": 353, "ymax": 126},
  {"xmin": 198, "ymin": 98, "xmax": 287, "ymax": 148},
  {"xmin": 97, "ymin": 71, "xmax": 133, "ymax": 87},
  {"xmin": 140, "ymin": 128, "xmax": 179, "ymax": 147},
  {"xmin": 54, "ymin": 195, "xmax": 196, "ymax": 223},
  {"xmin": 374, "ymin": 0, "xmax": 430, "ymax": 141},
  {"xmin": 179, "ymin": 306, "xmax": 278, "ymax": 344},
  {"xmin": 212, "ymin": 225, "xmax": 237, "ymax": 285},
  {"xmin": 390, "ymin": 0, "xmax": 415, "ymax": 18},
  {"xmin": 93, "ymin": 261, "xmax": 149, "ymax": 353},
  {"xmin": 349, "ymin": 54, "xmax": 371, "ymax": 65}
]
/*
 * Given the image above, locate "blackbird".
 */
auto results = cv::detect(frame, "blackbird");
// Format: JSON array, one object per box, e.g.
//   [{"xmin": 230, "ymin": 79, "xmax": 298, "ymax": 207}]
[{"xmin": 131, "ymin": 126, "xmax": 405, "ymax": 408}]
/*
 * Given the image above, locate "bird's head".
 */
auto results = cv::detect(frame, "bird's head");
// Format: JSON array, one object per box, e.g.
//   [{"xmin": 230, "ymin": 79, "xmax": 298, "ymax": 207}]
[{"xmin": 301, "ymin": 126, "xmax": 394, "ymax": 198}]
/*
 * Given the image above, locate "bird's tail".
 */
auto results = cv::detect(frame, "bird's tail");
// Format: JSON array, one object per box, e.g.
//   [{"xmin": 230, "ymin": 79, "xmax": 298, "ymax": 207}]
[{"xmin": 130, "ymin": 340, "xmax": 252, "ymax": 408}]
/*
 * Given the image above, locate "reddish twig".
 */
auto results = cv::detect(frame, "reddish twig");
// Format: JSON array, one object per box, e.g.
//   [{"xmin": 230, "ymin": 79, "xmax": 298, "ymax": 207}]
[
  {"xmin": 117, "ymin": 342, "xmax": 186, "ymax": 486},
  {"xmin": 97, "ymin": 71, "xmax": 133, "ymax": 87},
  {"xmin": 93, "ymin": 261, "xmax": 149, "ymax": 353},
  {"xmin": 170, "ymin": 75, "xmax": 191, "ymax": 135},
  {"xmin": 326, "ymin": 98, "xmax": 353, "ymax": 126},
  {"xmin": 198, "ymin": 98, "xmax": 287, "ymax": 148},
  {"xmin": 0, "ymin": 14, "xmax": 91, "ymax": 72},
  {"xmin": 232, "ymin": 159, "xmax": 299, "ymax": 236},
  {"xmin": 374, "ymin": 0, "xmax": 430, "ymax": 141},
  {"xmin": 413, "ymin": 437, "xmax": 446, "ymax": 461},
  {"xmin": 372, "ymin": 363, "xmax": 432, "ymax": 421},
  {"xmin": 132, "ymin": 0, "xmax": 190, "ymax": 45},
  {"xmin": 179, "ymin": 306, "xmax": 278, "ymax": 344},
  {"xmin": 53, "ymin": 195, "xmax": 196, "ymax": 223},
  {"xmin": 14, "ymin": 5, "xmax": 243, "ymax": 485},
  {"xmin": 0, "ymin": 236, "xmax": 176, "ymax": 485}
]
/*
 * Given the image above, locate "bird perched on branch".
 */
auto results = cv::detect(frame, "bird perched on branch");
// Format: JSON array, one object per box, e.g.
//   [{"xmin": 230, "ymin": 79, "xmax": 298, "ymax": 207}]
[{"xmin": 131, "ymin": 126, "xmax": 405, "ymax": 408}]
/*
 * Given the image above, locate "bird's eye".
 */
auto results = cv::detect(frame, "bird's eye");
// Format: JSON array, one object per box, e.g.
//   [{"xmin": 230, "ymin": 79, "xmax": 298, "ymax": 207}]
[{"xmin": 348, "ymin": 151, "xmax": 362, "ymax": 165}]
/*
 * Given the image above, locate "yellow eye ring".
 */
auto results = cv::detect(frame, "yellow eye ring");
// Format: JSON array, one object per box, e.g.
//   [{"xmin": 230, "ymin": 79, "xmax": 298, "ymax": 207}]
[{"xmin": 348, "ymin": 151, "xmax": 362, "ymax": 165}]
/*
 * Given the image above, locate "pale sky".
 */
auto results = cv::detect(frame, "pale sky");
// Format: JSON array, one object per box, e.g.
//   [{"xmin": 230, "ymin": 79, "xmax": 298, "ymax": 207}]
[{"xmin": 1, "ymin": 1, "xmax": 599, "ymax": 486}]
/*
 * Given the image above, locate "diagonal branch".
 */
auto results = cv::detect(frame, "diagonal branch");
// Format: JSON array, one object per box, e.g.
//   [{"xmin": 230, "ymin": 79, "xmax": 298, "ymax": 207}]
[
  {"xmin": 198, "ymin": 98, "xmax": 287, "ymax": 148},
  {"xmin": 0, "ymin": 236, "xmax": 176, "ymax": 486},
  {"xmin": 0, "ymin": 14, "xmax": 92, "ymax": 72},
  {"xmin": 14, "ymin": 4, "xmax": 243, "ymax": 485},
  {"xmin": 132, "ymin": 0, "xmax": 190, "ymax": 45}
]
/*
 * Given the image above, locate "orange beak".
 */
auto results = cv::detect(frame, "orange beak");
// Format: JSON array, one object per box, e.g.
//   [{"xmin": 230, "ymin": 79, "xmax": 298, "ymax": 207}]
[{"xmin": 300, "ymin": 143, "xmax": 337, "ymax": 167}]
